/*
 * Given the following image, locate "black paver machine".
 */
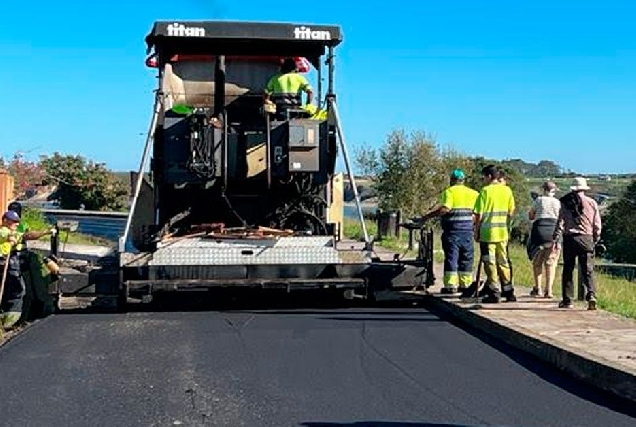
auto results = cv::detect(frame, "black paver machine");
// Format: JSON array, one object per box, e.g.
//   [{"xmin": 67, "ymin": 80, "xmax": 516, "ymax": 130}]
[{"xmin": 112, "ymin": 20, "xmax": 433, "ymax": 307}]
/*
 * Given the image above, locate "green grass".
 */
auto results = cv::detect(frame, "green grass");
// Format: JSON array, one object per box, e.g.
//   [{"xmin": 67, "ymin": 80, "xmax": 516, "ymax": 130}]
[
  {"xmin": 21, "ymin": 208, "xmax": 112, "ymax": 246},
  {"xmin": 505, "ymin": 244, "xmax": 636, "ymax": 319},
  {"xmin": 525, "ymin": 176, "xmax": 631, "ymax": 198},
  {"xmin": 345, "ymin": 218, "xmax": 636, "ymax": 320},
  {"xmin": 436, "ymin": 239, "xmax": 636, "ymax": 319}
]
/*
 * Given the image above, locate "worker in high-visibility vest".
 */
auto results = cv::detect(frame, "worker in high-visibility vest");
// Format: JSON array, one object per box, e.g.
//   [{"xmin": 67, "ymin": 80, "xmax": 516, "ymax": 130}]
[
  {"xmin": 421, "ymin": 169, "xmax": 479, "ymax": 294},
  {"xmin": 7, "ymin": 202, "xmax": 53, "ymax": 251},
  {"xmin": 0, "ymin": 210, "xmax": 27, "ymax": 330},
  {"xmin": 6, "ymin": 202, "xmax": 57, "ymax": 322},
  {"xmin": 473, "ymin": 165, "xmax": 517, "ymax": 303},
  {"xmin": 263, "ymin": 57, "xmax": 314, "ymax": 119}
]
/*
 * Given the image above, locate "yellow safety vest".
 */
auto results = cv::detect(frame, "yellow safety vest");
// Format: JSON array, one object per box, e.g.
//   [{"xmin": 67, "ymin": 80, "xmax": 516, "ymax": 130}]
[
  {"xmin": 474, "ymin": 183, "xmax": 515, "ymax": 242},
  {"xmin": 0, "ymin": 227, "xmax": 23, "ymax": 256},
  {"xmin": 440, "ymin": 184, "xmax": 479, "ymax": 232}
]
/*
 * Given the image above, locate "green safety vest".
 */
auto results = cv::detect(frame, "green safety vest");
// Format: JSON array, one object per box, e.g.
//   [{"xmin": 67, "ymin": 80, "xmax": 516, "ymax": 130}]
[
  {"xmin": 474, "ymin": 183, "xmax": 515, "ymax": 242},
  {"xmin": 440, "ymin": 184, "xmax": 479, "ymax": 233},
  {"xmin": 265, "ymin": 72, "xmax": 312, "ymax": 105},
  {"xmin": 0, "ymin": 226, "xmax": 24, "ymax": 256}
]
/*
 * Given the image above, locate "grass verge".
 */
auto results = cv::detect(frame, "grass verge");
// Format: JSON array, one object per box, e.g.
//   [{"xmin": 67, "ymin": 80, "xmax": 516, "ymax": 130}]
[
  {"xmin": 504, "ymin": 244, "xmax": 636, "ymax": 319},
  {"xmin": 22, "ymin": 208, "xmax": 112, "ymax": 246},
  {"xmin": 342, "ymin": 217, "xmax": 418, "ymax": 256},
  {"xmin": 344, "ymin": 217, "xmax": 636, "ymax": 320}
]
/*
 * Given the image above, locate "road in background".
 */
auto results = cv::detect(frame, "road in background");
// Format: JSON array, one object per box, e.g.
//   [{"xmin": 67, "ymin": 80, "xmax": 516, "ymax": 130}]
[{"xmin": 1, "ymin": 300, "xmax": 634, "ymax": 427}]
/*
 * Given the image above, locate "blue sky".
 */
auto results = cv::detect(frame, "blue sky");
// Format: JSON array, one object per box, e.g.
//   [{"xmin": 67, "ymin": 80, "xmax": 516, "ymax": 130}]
[{"xmin": 1, "ymin": 0, "xmax": 635, "ymax": 174}]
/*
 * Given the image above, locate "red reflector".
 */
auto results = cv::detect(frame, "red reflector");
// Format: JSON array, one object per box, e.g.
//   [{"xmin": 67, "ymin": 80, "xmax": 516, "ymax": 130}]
[{"xmin": 145, "ymin": 55, "xmax": 158, "ymax": 68}]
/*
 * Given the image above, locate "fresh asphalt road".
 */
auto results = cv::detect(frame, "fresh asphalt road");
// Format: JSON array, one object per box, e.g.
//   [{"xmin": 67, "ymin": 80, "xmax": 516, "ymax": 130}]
[{"xmin": 1, "ymin": 299, "xmax": 635, "ymax": 427}]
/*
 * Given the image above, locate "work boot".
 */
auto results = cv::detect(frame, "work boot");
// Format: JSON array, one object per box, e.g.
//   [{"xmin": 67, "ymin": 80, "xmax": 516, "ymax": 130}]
[
  {"xmin": 441, "ymin": 287, "xmax": 457, "ymax": 295},
  {"xmin": 460, "ymin": 283, "xmax": 478, "ymax": 299},
  {"xmin": 586, "ymin": 293, "xmax": 597, "ymax": 311},
  {"xmin": 481, "ymin": 294, "xmax": 501, "ymax": 304},
  {"xmin": 558, "ymin": 300, "xmax": 574, "ymax": 309},
  {"xmin": 477, "ymin": 286, "xmax": 490, "ymax": 297},
  {"xmin": 499, "ymin": 282, "xmax": 516, "ymax": 302},
  {"xmin": 502, "ymin": 289, "xmax": 517, "ymax": 302}
]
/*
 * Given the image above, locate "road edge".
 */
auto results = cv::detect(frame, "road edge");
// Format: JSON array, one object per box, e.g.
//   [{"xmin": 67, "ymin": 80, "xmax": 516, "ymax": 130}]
[{"xmin": 425, "ymin": 294, "xmax": 636, "ymax": 404}]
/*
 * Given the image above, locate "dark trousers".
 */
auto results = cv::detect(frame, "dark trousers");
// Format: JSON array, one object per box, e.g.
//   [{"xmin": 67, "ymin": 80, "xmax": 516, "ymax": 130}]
[
  {"xmin": 441, "ymin": 231, "xmax": 474, "ymax": 288},
  {"xmin": 561, "ymin": 234, "xmax": 596, "ymax": 303},
  {"xmin": 1, "ymin": 256, "xmax": 26, "ymax": 314}
]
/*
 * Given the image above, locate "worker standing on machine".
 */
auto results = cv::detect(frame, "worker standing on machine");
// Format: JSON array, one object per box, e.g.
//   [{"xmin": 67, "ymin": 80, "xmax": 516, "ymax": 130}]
[
  {"xmin": 473, "ymin": 165, "xmax": 517, "ymax": 303},
  {"xmin": 421, "ymin": 169, "xmax": 478, "ymax": 294},
  {"xmin": 0, "ymin": 211, "xmax": 27, "ymax": 330},
  {"xmin": 263, "ymin": 57, "xmax": 313, "ymax": 118}
]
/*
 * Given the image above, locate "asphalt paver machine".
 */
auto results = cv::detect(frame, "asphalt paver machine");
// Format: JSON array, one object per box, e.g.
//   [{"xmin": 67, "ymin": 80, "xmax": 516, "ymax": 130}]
[{"xmin": 108, "ymin": 20, "xmax": 435, "ymax": 306}]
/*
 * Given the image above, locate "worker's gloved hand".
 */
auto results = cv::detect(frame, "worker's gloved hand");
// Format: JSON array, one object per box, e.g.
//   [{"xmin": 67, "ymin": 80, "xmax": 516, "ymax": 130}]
[
  {"xmin": 263, "ymin": 100, "xmax": 276, "ymax": 114},
  {"xmin": 303, "ymin": 104, "xmax": 317, "ymax": 115}
]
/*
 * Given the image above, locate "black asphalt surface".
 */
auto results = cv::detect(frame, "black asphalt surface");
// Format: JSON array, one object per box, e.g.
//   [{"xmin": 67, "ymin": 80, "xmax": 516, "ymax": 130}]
[{"xmin": 1, "ymin": 300, "xmax": 635, "ymax": 427}]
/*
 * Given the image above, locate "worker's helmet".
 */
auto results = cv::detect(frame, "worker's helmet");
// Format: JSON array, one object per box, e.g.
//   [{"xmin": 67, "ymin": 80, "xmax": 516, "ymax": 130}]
[
  {"xmin": 2, "ymin": 210, "xmax": 20, "ymax": 222},
  {"xmin": 450, "ymin": 169, "xmax": 465, "ymax": 180}
]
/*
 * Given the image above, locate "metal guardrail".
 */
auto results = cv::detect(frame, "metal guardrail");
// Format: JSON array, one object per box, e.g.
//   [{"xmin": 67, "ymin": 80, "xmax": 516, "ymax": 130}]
[
  {"xmin": 40, "ymin": 209, "xmax": 127, "ymax": 242},
  {"xmin": 595, "ymin": 262, "xmax": 636, "ymax": 282},
  {"xmin": 39, "ymin": 209, "xmax": 128, "ymax": 218}
]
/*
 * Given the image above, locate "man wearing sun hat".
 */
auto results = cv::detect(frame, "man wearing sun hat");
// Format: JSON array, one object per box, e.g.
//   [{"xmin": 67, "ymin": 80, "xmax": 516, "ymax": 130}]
[
  {"xmin": 421, "ymin": 168, "xmax": 479, "ymax": 294},
  {"xmin": 552, "ymin": 176, "xmax": 601, "ymax": 310}
]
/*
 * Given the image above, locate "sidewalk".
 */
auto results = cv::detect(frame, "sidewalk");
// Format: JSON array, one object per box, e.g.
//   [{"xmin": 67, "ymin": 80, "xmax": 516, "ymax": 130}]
[
  {"xmin": 371, "ymin": 244, "xmax": 636, "ymax": 403},
  {"xmin": 426, "ymin": 266, "xmax": 636, "ymax": 404}
]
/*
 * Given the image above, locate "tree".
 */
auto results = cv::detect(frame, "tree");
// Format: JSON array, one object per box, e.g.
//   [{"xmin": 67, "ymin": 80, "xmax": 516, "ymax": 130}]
[
  {"xmin": 0, "ymin": 152, "xmax": 45, "ymax": 199},
  {"xmin": 501, "ymin": 158, "xmax": 534, "ymax": 176},
  {"xmin": 39, "ymin": 152, "xmax": 128, "ymax": 211},
  {"xmin": 355, "ymin": 129, "xmax": 473, "ymax": 218},
  {"xmin": 531, "ymin": 160, "xmax": 561, "ymax": 177},
  {"xmin": 355, "ymin": 130, "xmax": 533, "ymax": 242},
  {"xmin": 602, "ymin": 180, "xmax": 636, "ymax": 263}
]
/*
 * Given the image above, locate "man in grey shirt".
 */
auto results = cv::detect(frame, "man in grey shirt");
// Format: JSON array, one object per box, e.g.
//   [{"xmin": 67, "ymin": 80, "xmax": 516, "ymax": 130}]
[{"xmin": 552, "ymin": 177, "xmax": 602, "ymax": 310}]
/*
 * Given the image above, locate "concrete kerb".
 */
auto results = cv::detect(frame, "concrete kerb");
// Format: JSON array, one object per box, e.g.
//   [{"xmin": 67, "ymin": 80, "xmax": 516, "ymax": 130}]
[{"xmin": 425, "ymin": 294, "xmax": 636, "ymax": 405}]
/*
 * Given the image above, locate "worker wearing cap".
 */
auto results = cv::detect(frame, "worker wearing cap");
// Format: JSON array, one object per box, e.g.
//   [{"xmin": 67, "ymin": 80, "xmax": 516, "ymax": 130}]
[
  {"xmin": 421, "ymin": 169, "xmax": 479, "ymax": 294},
  {"xmin": 0, "ymin": 211, "xmax": 27, "ymax": 329},
  {"xmin": 7, "ymin": 202, "xmax": 53, "ymax": 250},
  {"xmin": 7, "ymin": 202, "xmax": 57, "ymax": 322},
  {"xmin": 473, "ymin": 165, "xmax": 517, "ymax": 303},
  {"xmin": 263, "ymin": 57, "xmax": 314, "ymax": 117}
]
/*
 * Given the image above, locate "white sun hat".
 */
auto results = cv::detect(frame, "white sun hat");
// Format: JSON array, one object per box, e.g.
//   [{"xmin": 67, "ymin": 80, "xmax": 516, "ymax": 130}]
[{"xmin": 570, "ymin": 176, "xmax": 590, "ymax": 191}]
